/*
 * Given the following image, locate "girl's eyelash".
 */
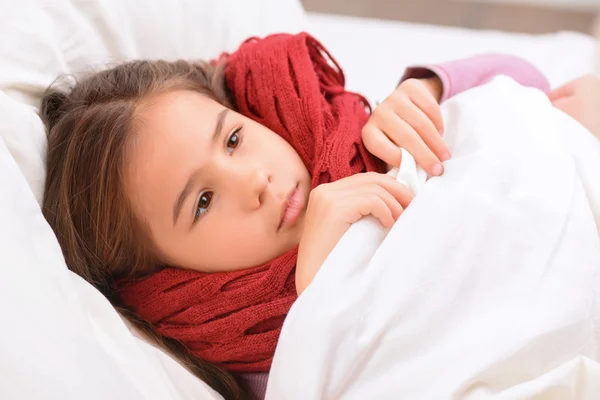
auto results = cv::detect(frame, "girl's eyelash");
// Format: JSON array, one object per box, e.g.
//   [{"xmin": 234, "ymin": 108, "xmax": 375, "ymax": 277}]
[
  {"xmin": 226, "ymin": 126, "xmax": 243, "ymax": 154},
  {"xmin": 193, "ymin": 191, "xmax": 213, "ymax": 223}
]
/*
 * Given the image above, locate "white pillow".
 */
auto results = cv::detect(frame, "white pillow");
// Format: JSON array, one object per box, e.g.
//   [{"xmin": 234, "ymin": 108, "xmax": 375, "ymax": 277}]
[
  {"xmin": 1, "ymin": 0, "xmax": 307, "ymax": 100},
  {"xmin": 0, "ymin": 0, "xmax": 306, "ymax": 398},
  {"xmin": 0, "ymin": 137, "xmax": 224, "ymax": 399},
  {"xmin": 1, "ymin": 0, "xmax": 307, "ymax": 197}
]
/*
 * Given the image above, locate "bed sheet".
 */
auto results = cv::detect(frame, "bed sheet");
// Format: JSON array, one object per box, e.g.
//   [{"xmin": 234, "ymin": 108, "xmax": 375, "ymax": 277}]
[{"xmin": 307, "ymin": 12, "xmax": 598, "ymax": 104}]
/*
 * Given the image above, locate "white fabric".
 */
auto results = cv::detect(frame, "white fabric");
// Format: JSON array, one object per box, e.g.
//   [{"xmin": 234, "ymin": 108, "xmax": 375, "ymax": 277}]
[
  {"xmin": 394, "ymin": 148, "xmax": 427, "ymax": 195},
  {"xmin": 0, "ymin": 1, "xmax": 306, "ymax": 399},
  {"xmin": 0, "ymin": 138, "xmax": 224, "ymax": 399},
  {"xmin": 1, "ymin": 1, "xmax": 599, "ymax": 397},
  {"xmin": 307, "ymin": 12, "xmax": 598, "ymax": 105},
  {"xmin": 267, "ymin": 76, "xmax": 600, "ymax": 399}
]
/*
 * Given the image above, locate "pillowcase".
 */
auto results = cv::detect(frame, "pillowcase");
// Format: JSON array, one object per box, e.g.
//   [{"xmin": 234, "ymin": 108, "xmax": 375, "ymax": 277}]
[{"xmin": 0, "ymin": 0, "xmax": 306, "ymax": 398}]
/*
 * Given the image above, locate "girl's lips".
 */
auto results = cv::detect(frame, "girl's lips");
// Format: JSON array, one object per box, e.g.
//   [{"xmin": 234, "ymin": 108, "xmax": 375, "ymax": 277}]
[{"xmin": 278, "ymin": 185, "xmax": 305, "ymax": 230}]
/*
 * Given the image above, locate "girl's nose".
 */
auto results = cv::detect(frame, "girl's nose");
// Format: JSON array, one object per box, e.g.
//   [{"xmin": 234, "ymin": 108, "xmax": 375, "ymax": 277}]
[
  {"xmin": 247, "ymin": 168, "xmax": 271, "ymax": 209},
  {"xmin": 226, "ymin": 165, "xmax": 272, "ymax": 211}
]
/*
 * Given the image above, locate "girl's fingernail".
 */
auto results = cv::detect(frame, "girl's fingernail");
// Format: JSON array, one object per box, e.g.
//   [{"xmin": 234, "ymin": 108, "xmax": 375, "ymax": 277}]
[
  {"xmin": 441, "ymin": 151, "xmax": 451, "ymax": 162},
  {"xmin": 431, "ymin": 163, "xmax": 443, "ymax": 176}
]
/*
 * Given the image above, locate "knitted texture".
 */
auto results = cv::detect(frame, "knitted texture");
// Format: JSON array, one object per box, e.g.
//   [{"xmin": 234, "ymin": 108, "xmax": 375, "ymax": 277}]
[{"xmin": 118, "ymin": 33, "xmax": 384, "ymax": 373}]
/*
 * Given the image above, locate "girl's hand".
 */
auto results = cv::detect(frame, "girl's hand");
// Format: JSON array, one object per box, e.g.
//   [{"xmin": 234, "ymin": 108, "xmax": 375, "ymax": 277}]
[
  {"xmin": 362, "ymin": 77, "xmax": 451, "ymax": 176},
  {"xmin": 296, "ymin": 172, "xmax": 413, "ymax": 295},
  {"xmin": 549, "ymin": 75, "xmax": 600, "ymax": 139}
]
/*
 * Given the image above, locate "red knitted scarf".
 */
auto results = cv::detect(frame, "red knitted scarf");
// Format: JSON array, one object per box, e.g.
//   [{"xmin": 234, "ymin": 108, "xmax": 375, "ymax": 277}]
[{"xmin": 118, "ymin": 33, "xmax": 384, "ymax": 373}]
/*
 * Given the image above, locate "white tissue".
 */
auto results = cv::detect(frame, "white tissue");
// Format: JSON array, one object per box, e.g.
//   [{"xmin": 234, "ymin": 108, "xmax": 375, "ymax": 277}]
[{"xmin": 390, "ymin": 148, "xmax": 428, "ymax": 195}]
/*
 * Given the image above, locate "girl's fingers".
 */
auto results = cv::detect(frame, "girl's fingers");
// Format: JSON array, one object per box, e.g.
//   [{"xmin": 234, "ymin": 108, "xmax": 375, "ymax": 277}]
[
  {"xmin": 331, "ymin": 170, "xmax": 396, "ymax": 190},
  {"xmin": 551, "ymin": 97, "xmax": 580, "ymax": 120},
  {"xmin": 356, "ymin": 194, "xmax": 396, "ymax": 229},
  {"xmin": 548, "ymin": 82, "xmax": 575, "ymax": 102},
  {"xmin": 373, "ymin": 177, "xmax": 414, "ymax": 209},
  {"xmin": 409, "ymin": 84, "xmax": 445, "ymax": 134},
  {"xmin": 351, "ymin": 172, "xmax": 414, "ymax": 209},
  {"xmin": 379, "ymin": 109, "xmax": 444, "ymax": 176},
  {"xmin": 399, "ymin": 100, "xmax": 450, "ymax": 162},
  {"xmin": 551, "ymin": 97, "xmax": 570, "ymax": 112},
  {"xmin": 335, "ymin": 171, "xmax": 414, "ymax": 210},
  {"xmin": 360, "ymin": 183, "xmax": 404, "ymax": 221},
  {"xmin": 362, "ymin": 125, "xmax": 403, "ymax": 168}
]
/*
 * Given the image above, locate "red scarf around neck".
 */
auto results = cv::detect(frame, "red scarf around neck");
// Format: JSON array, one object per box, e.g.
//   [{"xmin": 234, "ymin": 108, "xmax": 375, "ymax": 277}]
[{"xmin": 118, "ymin": 33, "xmax": 385, "ymax": 373}]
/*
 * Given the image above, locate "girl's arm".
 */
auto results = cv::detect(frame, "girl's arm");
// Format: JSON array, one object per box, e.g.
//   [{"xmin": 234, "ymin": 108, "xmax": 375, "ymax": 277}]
[
  {"xmin": 400, "ymin": 54, "xmax": 551, "ymax": 102},
  {"xmin": 549, "ymin": 74, "xmax": 600, "ymax": 139}
]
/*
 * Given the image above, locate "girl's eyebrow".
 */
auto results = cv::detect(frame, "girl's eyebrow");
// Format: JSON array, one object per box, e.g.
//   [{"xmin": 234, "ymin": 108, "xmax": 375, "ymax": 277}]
[
  {"xmin": 172, "ymin": 108, "xmax": 229, "ymax": 226},
  {"xmin": 211, "ymin": 109, "xmax": 229, "ymax": 146}
]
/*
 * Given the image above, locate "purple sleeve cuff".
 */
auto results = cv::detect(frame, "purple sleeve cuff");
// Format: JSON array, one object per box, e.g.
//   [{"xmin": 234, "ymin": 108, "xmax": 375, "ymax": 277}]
[
  {"xmin": 400, "ymin": 54, "xmax": 551, "ymax": 103},
  {"xmin": 238, "ymin": 372, "xmax": 269, "ymax": 400}
]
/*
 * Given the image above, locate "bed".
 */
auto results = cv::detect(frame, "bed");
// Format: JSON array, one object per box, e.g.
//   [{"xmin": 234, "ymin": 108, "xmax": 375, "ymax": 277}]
[
  {"xmin": 0, "ymin": 1, "xmax": 598, "ymax": 399},
  {"xmin": 307, "ymin": 12, "xmax": 598, "ymax": 104}
]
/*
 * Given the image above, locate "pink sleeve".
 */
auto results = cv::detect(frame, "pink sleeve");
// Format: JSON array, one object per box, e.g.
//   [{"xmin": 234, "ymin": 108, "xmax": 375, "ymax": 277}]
[{"xmin": 400, "ymin": 54, "xmax": 551, "ymax": 102}]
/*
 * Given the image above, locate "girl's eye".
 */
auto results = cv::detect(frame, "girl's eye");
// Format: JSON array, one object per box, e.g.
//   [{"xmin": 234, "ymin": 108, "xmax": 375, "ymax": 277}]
[
  {"xmin": 194, "ymin": 191, "xmax": 213, "ymax": 222},
  {"xmin": 226, "ymin": 128, "xmax": 242, "ymax": 155}
]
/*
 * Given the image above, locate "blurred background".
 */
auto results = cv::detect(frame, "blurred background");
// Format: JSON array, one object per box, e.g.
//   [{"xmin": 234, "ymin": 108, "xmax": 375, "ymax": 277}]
[{"xmin": 301, "ymin": 0, "xmax": 600, "ymax": 35}]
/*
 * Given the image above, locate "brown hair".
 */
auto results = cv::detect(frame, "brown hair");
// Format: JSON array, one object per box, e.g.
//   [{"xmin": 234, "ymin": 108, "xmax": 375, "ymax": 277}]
[{"xmin": 40, "ymin": 60, "xmax": 248, "ymax": 399}]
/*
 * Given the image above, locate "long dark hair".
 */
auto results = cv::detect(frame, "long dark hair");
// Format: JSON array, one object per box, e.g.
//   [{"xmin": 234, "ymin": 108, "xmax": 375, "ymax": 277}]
[{"xmin": 40, "ymin": 59, "xmax": 248, "ymax": 400}]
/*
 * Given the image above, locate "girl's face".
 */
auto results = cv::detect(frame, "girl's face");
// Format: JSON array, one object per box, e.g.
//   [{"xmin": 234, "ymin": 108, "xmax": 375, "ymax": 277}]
[{"xmin": 125, "ymin": 90, "xmax": 311, "ymax": 272}]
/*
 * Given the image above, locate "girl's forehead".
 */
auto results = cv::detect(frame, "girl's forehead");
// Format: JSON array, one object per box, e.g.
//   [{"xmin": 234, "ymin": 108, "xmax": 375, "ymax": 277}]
[
  {"xmin": 125, "ymin": 91, "xmax": 220, "ymax": 214},
  {"xmin": 136, "ymin": 89, "xmax": 222, "ymax": 127},
  {"xmin": 131, "ymin": 91, "xmax": 223, "ymax": 155}
]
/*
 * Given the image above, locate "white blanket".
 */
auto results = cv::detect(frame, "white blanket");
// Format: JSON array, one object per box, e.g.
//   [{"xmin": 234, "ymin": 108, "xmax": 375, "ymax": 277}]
[{"xmin": 266, "ymin": 77, "xmax": 600, "ymax": 399}]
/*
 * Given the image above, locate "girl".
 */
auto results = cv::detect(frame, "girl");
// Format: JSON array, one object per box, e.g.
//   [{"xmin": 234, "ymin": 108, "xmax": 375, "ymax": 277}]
[{"xmin": 40, "ymin": 33, "xmax": 548, "ymax": 399}]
